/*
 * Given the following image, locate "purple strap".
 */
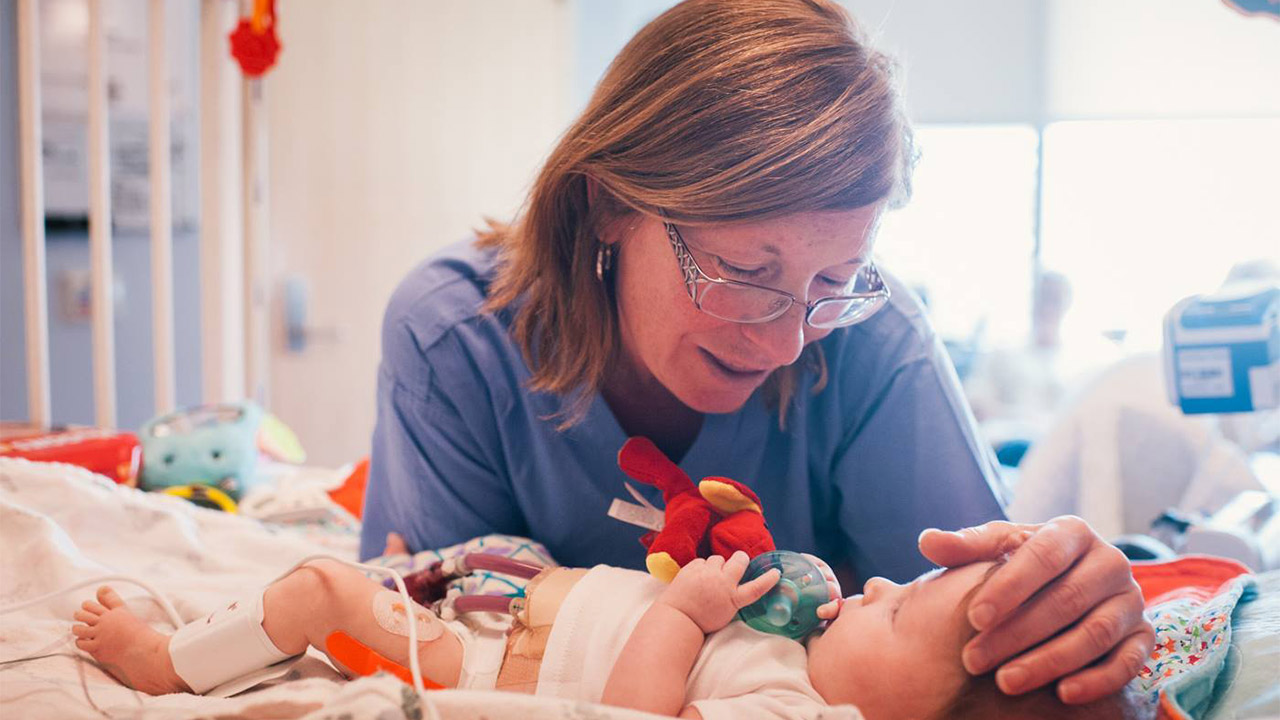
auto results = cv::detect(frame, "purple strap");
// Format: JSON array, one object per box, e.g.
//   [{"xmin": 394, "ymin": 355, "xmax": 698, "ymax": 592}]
[
  {"xmin": 452, "ymin": 594, "xmax": 518, "ymax": 615},
  {"xmin": 458, "ymin": 553, "xmax": 544, "ymax": 579}
]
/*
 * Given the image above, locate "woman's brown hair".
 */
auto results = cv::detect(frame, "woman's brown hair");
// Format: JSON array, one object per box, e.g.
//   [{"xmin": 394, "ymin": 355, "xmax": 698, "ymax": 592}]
[{"xmin": 479, "ymin": 0, "xmax": 915, "ymax": 427}]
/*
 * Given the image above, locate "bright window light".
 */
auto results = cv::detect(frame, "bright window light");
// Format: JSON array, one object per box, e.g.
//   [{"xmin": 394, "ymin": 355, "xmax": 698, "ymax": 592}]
[
  {"xmin": 878, "ymin": 125, "xmax": 1041, "ymax": 348},
  {"xmin": 1040, "ymin": 119, "xmax": 1280, "ymax": 353}
]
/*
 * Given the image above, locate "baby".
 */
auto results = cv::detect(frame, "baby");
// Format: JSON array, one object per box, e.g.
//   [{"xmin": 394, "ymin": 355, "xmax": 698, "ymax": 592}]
[{"xmin": 71, "ymin": 545, "xmax": 1150, "ymax": 720}]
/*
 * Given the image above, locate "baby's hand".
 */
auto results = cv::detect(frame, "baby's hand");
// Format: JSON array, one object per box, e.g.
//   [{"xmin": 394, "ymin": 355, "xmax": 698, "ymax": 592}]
[{"xmin": 657, "ymin": 551, "xmax": 780, "ymax": 634}]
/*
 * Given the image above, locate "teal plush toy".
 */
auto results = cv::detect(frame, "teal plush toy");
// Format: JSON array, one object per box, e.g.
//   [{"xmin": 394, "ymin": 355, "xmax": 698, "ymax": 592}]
[{"xmin": 139, "ymin": 401, "xmax": 304, "ymax": 504}]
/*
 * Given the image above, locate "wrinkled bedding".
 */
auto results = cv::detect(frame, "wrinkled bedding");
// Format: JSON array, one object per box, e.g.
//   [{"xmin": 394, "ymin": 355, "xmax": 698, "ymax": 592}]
[
  {"xmin": 0, "ymin": 458, "xmax": 670, "ymax": 720},
  {"xmin": 2, "ymin": 457, "xmax": 1276, "ymax": 720}
]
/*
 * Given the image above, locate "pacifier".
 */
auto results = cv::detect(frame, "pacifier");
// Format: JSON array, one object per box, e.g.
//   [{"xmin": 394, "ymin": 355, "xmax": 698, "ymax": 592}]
[{"xmin": 737, "ymin": 551, "xmax": 841, "ymax": 640}]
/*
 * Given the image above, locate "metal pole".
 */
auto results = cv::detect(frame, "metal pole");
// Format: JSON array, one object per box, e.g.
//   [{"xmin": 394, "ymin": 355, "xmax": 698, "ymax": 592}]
[
  {"xmin": 17, "ymin": 0, "xmax": 50, "ymax": 426},
  {"xmin": 150, "ymin": 0, "xmax": 176, "ymax": 414},
  {"xmin": 87, "ymin": 0, "xmax": 118, "ymax": 427},
  {"xmin": 243, "ymin": 77, "xmax": 270, "ymax": 407},
  {"xmin": 199, "ymin": 0, "xmax": 247, "ymax": 404}
]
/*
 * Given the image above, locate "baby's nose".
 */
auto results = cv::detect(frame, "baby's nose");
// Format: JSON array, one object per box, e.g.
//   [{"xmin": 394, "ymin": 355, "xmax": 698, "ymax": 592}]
[{"xmin": 861, "ymin": 576, "xmax": 897, "ymax": 603}]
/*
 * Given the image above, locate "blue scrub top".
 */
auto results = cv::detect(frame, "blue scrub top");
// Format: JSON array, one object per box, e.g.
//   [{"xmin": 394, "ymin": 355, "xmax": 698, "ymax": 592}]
[{"xmin": 360, "ymin": 240, "xmax": 1008, "ymax": 582}]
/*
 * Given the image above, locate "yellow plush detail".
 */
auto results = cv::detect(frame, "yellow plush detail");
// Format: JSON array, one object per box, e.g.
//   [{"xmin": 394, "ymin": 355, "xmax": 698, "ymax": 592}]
[
  {"xmin": 646, "ymin": 552, "xmax": 682, "ymax": 583},
  {"xmin": 699, "ymin": 480, "xmax": 761, "ymax": 515}
]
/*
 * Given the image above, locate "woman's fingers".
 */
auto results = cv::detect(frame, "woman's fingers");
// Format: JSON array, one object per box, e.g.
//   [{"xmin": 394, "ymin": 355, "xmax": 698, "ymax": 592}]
[
  {"xmin": 936, "ymin": 515, "xmax": 1153, "ymax": 699},
  {"xmin": 918, "ymin": 520, "xmax": 1035, "ymax": 568},
  {"xmin": 963, "ymin": 541, "xmax": 1133, "ymax": 674},
  {"xmin": 1055, "ymin": 625, "xmax": 1157, "ymax": 704},
  {"xmin": 988, "ymin": 590, "xmax": 1150, "ymax": 697},
  {"xmin": 964, "ymin": 516, "xmax": 1094, "ymax": 631}
]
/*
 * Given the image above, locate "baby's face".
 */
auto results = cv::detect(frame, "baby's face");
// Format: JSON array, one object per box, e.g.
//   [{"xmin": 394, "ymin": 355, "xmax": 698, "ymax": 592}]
[{"xmin": 806, "ymin": 562, "xmax": 995, "ymax": 720}]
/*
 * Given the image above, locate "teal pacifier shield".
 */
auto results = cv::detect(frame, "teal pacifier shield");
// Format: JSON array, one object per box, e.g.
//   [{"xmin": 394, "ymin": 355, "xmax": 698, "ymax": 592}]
[{"xmin": 737, "ymin": 551, "xmax": 830, "ymax": 640}]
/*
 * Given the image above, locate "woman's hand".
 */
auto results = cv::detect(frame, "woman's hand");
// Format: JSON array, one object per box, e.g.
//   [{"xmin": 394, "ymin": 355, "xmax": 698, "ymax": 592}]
[
  {"xmin": 658, "ymin": 551, "xmax": 780, "ymax": 634},
  {"xmin": 918, "ymin": 516, "xmax": 1154, "ymax": 705}
]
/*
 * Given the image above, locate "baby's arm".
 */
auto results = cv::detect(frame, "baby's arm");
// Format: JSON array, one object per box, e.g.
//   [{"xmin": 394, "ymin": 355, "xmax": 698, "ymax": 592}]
[{"xmin": 601, "ymin": 552, "xmax": 779, "ymax": 717}]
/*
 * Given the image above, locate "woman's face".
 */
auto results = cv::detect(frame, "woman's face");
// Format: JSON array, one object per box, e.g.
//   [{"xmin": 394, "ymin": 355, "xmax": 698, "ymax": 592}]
[
  {"xmin": 608, "ymin": 206, "xmax": 883, "ymax": 414},
  {"xmin": 806, "ymin": 562, "xmax": 995, "ymax": 720}
]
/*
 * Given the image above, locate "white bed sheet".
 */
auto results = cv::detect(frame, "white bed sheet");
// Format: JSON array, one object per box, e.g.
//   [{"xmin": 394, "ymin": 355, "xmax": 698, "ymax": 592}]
[{"xmin": 0, "ymin": 458, "xmax": 676, "ymax": 720}]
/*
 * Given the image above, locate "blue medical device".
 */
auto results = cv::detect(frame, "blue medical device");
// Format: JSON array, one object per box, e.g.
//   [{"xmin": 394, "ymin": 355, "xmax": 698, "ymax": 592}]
[{"xmin": 1164, "ymin": 284, "xmax": 1279, "ymax": 415}]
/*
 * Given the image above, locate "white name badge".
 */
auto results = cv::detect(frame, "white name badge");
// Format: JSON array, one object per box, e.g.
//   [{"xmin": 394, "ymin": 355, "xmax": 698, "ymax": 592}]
[{"xmin": 606, "ymin": 482, "xmax": 665, "ymax": 531}]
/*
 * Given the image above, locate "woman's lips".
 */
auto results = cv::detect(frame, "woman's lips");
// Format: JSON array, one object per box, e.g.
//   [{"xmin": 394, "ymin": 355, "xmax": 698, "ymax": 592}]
[{"xmin": 699, "ymin": 348, "xmax": 771, "ymax": 380}]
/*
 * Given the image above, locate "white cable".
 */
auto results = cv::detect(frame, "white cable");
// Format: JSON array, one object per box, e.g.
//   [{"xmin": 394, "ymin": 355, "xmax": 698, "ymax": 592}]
[
  {"xmin": 0, "ymin": 555, "xmax": 442, "ymax": 720},
  {"xmin": 0, "ymin": 575, "xmax": 184, "ymax": 628}
]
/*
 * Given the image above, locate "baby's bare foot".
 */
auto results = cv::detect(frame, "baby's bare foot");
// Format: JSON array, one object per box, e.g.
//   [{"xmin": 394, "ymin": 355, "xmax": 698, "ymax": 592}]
[{"xmin": 71, "ymin": 586, "xmax": 191, "ymax": 695}]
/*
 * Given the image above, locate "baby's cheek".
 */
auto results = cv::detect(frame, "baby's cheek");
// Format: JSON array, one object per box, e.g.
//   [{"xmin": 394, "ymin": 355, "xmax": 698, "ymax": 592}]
[
  {"xmin": 854, "ymin": 645, "xmax": 968, "ymax": 720},
  {"xmin": 893, "ymin": 652, "xmax": 972, "ymax": 719}
]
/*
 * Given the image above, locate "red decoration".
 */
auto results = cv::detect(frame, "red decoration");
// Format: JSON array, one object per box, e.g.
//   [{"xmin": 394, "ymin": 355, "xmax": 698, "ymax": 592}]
[
  {"xmin": 0, "ymin": 425, "xmax": 142, "ymax": 487},
  {"xmin": 229, "ymin": 0, "xmax": 281, "ymax": 78},
  {"xmin": 617, "ymin": 436, "xmax": 776, "ymax": 582}
]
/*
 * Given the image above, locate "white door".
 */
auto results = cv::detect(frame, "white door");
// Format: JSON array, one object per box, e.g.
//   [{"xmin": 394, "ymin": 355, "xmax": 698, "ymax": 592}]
[{"xmin": 264, "ymin": 0, "xmax": 572, "ymax": 465}]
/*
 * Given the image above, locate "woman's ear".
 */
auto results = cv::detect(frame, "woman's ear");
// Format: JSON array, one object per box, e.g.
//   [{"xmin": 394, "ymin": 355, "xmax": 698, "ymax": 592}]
[{"xmin": 586, "ymin": 176, "xmax": 631, "ymax": 246}]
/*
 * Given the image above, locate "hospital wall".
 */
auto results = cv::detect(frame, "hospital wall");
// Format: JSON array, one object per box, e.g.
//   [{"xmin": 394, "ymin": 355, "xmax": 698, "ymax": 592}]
[
  {"xmin": 1, "ymin": 0, "xmax": 1277, "ymax": 460},
  {"xmin": 0, "ymin": 1, "xmax": 204, "ymax": 430}
]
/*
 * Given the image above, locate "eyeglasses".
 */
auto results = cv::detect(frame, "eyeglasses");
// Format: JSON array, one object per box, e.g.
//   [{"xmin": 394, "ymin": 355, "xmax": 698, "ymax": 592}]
[{"xmin": 663, "ymin": 221, "xmax": 891, "ymax": 329}]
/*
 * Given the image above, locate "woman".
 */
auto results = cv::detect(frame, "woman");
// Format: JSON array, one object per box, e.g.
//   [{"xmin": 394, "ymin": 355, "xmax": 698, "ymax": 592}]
[{"xmin": 360, "ymin": 0, "xmax": 1153, "ymax": 706}]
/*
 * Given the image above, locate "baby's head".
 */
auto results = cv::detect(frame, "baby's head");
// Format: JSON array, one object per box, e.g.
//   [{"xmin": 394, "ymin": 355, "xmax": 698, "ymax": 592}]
[
  {"xmin": 805, "ymin": 561, "xmax": 1001, "ymax": 719},
  {"xmin": 805, "ymin": 559, "xmax": 1153, "ymax": 720}
]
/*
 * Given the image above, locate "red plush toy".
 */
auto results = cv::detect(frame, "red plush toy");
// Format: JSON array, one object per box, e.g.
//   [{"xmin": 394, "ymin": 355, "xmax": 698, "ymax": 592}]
[{"xmin": 617, "ymin": 436, "xmax": 776, "ymax": 582}]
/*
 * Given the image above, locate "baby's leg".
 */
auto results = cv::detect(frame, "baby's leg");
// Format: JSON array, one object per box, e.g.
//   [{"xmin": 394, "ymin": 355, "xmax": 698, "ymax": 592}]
[
  {"xmin": 261, "ymin": 559, "xmax": 463, "ymax": 687},
  {"xmin": 73, "ymin": 560, "xmax": 462, "ymax": 695}
]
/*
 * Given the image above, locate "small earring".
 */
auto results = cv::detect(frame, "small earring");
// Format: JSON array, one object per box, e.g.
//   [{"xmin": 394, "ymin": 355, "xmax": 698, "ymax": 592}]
[{"xmin": 595, "ymin": 244, "xmax": 615, "ymax": 281}]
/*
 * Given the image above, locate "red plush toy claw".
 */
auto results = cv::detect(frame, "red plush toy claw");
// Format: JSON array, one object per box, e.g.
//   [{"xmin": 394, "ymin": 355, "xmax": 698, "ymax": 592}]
[{"xmin": 616, "ymin": 437, "xmax": 776, "ymax": 582}]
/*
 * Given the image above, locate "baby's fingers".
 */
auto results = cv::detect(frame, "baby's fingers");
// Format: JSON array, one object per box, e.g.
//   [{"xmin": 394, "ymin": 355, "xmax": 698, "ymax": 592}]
[
  {"xmin": 734, "ymin": 568, "xmax": 780, "ymax": 608},
  {"xmin": 816, "ymin": 598, "xmax": 844, "ymax": 620},
  {"xmin": 722, "ymin": 550, "xmax": 751, "ymax": 582}
]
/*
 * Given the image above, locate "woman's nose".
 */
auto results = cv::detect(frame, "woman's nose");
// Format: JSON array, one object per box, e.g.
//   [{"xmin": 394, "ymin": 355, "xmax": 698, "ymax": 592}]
[
  {"xmin": 861, "ymin": 576, "xmax": 901, "ymax": 605},
  {"xmin": 739, "ymin": 306, "xmax": 805, "ymax": 368}
]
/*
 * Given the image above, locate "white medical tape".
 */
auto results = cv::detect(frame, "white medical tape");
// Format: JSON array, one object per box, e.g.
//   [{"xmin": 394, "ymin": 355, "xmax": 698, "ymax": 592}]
[
  {"xmin": 168, "ymin": 587, "xmax": 298, "ymax": 695},
  {"xmin": 372, "ymin": 590, "xmax": 444, "ymax": 641}
]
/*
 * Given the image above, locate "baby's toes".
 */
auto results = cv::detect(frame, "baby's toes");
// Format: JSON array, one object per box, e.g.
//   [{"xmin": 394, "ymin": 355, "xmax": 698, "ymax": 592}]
[
  {"xmin": 81, "ymin": 599, "xmax": 107, "ymax": 616},
  {"xmin": 74, "ymin": 637, "xmax": 97, "ymax": 652},
  {"xmin": 74, "ymin": 610, "xmax": 100, "ymax": 625},
  {"xmin": 96, "ymin": 586, "xmax": 124, "ymax": 609},
  {"xmin": 71, "ymin": 623, "xmax": 95, "ymax": 639}
]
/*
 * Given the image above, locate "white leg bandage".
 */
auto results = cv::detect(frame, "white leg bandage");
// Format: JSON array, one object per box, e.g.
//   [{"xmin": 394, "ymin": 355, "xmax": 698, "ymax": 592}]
[{"xmin": 169, "ymin": 588, "xmax": 300, "ymax": 696}]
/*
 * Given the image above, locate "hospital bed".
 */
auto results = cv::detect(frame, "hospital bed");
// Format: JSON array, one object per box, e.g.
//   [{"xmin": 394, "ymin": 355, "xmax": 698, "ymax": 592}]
[
  {"xmin": 3, "ymin": 457, "xmax": 1279, "ymax": 720},
  {"xmin": 0, "ymin": 457, "xmax": 675, "ymax": 720}
]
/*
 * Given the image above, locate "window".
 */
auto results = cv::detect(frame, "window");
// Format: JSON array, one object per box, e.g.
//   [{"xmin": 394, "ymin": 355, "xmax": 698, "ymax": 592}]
[
  {"xmin": 878, "ymin": 125, "xmax": 1041, "ymax": 348},
  {"xmin": 1040, "ymin": 119, "xmax": 1280, "ymax": 352}
]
